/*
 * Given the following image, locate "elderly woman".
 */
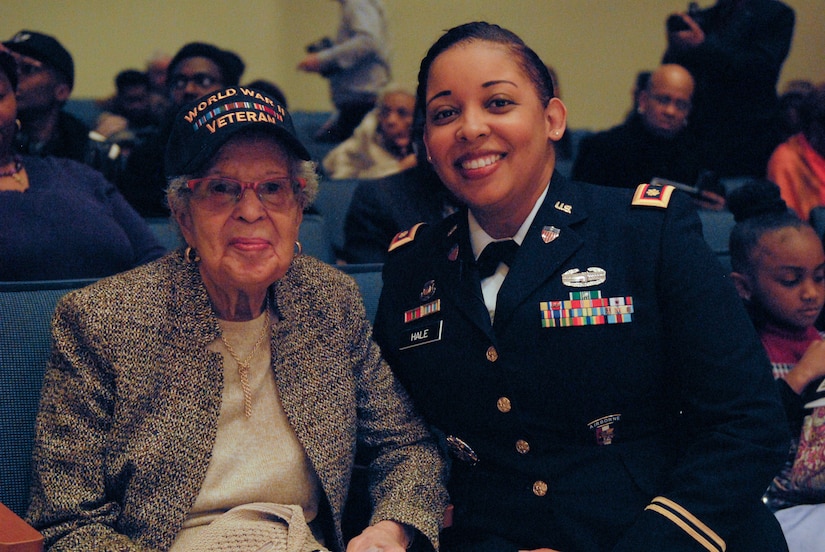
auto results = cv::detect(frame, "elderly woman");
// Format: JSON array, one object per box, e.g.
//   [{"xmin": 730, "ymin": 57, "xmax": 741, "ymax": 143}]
[{"xmin": 25, "ymin": 86, "xmax": 448, "ymax": 552}]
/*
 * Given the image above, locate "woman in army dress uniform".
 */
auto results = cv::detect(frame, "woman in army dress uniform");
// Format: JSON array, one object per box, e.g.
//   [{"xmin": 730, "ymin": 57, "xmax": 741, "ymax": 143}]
[{"xmin": 373, "ymin": 21, "xmax": 790, "ymax": 552}]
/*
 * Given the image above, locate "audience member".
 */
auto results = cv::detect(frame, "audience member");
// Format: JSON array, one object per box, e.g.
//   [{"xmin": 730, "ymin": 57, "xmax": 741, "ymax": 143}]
[
  {"xmin": 624, "ymin": 70, "xmax": 651, "ymax": 123},
  {"xmin": 2, "ymin": 30, "xmax": 122, "ymax": 181},
  {"xmin": 342, "ymin": 157, "xmax": 459, "ymax": 264},
  {"xmin": 25, "ymin": 85, "xmax": 447, "ymax": 551},
  {"xmin": 767, "ymin": 83, "xmax": 825, "ymax": 220},
  {"xmin": 323, "ymin": 84, "xmax": 416, "ymax": 180},
  {"xmin": 297, "ymin": 0, "xmax": 390, "ymax": 143},
  {"xmin": 245, "ymin": 78, "xmax": 288, "ymax": 108},
  {"xmin": 94, "ymin": 69, "xmax": 158, "ymax": 157},
  {"xmin": 776, "ymin": 80, "xmax": 816, "ymax": 143},
  {"xmin": 728, "ymin": 179, "xmax": 825, "ymax": 551},
  {"xmin": 118, "ymin": 41, "xmax": 245, "ymax": 217},
  {"xmin": 145, "ymin": 50, "xmax": 172, "ymax": 122},
  {"xmin": 373, "ymin": 21, "xmax": 789, "ymax": 552},
  {"xmin": 663, "ymin": 0, "xmax": 795, "ymax": 177},
  {"xmin": 572, "ymin": 64, "xmax": 704, "ymax": 190},
  {"xmin": 0, "ymin": 50, "xmax": 164, "ymax": 281}
]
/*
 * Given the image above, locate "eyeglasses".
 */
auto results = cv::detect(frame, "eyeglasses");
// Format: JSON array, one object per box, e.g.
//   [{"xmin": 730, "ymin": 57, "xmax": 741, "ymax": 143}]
[
  {"xmin": 170, "ymin": 73, "xmax": 222, "ymax": 90},
  {"xmin": 17, "ymin": 60, "xmax": 44, "ymax": 77},
  {"xmin": 186, "ymin": 177, "xmax": 299, "ymax": 211},
  {"xmin": 649, "ymin": 94, "xmax": 691, "ymax": 113}
]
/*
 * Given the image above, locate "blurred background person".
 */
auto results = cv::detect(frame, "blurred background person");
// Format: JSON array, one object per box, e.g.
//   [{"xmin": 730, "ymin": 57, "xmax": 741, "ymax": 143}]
[
  {"xmin": 94, "ymin": 69, "xmax": 158, "ymax": 158},
  {"xmin": 2, "ymin": 29, "xmax": 122, "ymax": 181},
  {"xmin": 767, "ymin": 83, "xmax": 825, "ymax": 220},
  {"xmin": 117, "ymin": 41, "xmax": 245, "ymax": 217},
  {"xmin": 297, "ymin": 0, "xmax": 390, "ymax": 143},
  {"xmin": 323, "ymin": 83, "xmax": 416, "ymax": 180},
  {"xmin": 0, "ymin": 50, "xmax": 164, "ymax": 281},
  {"xmin": 573, "ymin": 64, "xmax": 704, "ymax": 190},
  {"xmin": 663, "ymin": 0, "xmax": 795, "ymax": 177}
]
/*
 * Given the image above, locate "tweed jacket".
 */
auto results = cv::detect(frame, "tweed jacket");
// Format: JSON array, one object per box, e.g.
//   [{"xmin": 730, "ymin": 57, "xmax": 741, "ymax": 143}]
[{"xmin": 26, "ymin": 251, "xmax": 448, "ymax": 551}]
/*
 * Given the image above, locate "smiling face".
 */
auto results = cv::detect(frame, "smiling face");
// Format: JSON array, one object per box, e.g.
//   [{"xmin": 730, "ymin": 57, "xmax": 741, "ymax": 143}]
[
  {"xmin": 422, "ymin": 40, "xmax": 566, "ymax": 237},
  {"xmin": 747, "ymin": 226, "xmax": 825, "ymax": 330},
  {"xmin": 175, "ymin": 132, "xmax": 303, "ymax": 316}
]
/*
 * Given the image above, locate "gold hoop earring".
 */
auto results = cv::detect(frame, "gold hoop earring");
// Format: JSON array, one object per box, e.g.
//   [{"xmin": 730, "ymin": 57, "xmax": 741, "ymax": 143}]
[
  {"xmin": 294, "ymin": 241, "xmax": 303, "ymax": 257},
  {"xmin": 184, "ymin": 246, "xmax": 200, "ymax": 263},
  {"xmin": 15, "ymin": 119, "xmax": 21, "ymax": 131}
]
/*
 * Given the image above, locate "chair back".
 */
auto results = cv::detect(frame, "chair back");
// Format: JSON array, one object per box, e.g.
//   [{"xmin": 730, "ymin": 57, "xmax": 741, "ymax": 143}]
[
  {"xmin": 312, "ymin": 179, "xmax": 362, "ymax": 260},
  {"xmin": 697, "ymin": 209, "xmax": 736, "ymax": 273},
  {"xmin": 299, "ymin": 213, "xmax": 336, "ymax": 264},
  {"xmin": 337, "ymin": 264, "xmax": 383, "ymax": 323},
  {"xmin": 0, "ymin": 279, "xmax": 96, "ymax": 517}
]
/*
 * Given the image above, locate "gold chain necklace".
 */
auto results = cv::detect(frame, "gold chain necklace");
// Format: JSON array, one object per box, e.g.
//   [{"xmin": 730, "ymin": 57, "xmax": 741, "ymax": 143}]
[{"xmin": 220, "ymin": 309, "xmax": 270, "ymax": 418}]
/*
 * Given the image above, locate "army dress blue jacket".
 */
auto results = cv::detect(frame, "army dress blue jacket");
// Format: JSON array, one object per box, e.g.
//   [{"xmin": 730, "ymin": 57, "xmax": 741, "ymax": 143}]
[{"xmin": 373, "ymin": 173, "xmax": 789, "ymax": 552}]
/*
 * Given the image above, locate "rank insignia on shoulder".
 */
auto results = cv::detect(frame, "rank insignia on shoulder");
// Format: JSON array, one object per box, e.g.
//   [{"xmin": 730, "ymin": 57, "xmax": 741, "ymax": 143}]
[
  {"xmin": 388, "ymin": 222, "xmax": 426, "ymax": 252},
  {"xmin": 631, "ymin": 183, "xmax": 674, "ymax": 208}
]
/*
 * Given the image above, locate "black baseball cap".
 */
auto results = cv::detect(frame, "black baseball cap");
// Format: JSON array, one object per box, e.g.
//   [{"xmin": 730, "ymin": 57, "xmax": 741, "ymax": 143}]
[
  {"xmin": 165, "ymin": 86, "xmax": 311, "ymax": 178},
  {"xmin": 3, "ymin": 30, "xmax": 74, "ymax": 88}
]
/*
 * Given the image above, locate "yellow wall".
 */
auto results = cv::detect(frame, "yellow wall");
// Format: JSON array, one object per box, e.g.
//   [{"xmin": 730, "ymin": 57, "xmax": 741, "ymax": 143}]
[{"xmin": 3, "ymin": 0, "xmax": 823, "ymax": 130}]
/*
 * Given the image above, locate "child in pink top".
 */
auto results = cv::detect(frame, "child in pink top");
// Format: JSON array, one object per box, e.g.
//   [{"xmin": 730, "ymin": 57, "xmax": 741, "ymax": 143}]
[{"xmin": 728, "ymin": 179, "xmax": 825, "ymax": 550}]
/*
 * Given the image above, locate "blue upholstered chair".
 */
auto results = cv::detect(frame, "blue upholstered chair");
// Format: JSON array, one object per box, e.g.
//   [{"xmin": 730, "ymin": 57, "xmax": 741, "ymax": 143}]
[
  {"xmin": 311, "ymin": 179, "xmax": 362, "ymax": 262},
  {"xmin": 0, "ymin": 279, "xmax": 96, "ymax": 551},
  {"xmin": 336, "ymin": 263, "xmax": 383, "ymax": 323}
]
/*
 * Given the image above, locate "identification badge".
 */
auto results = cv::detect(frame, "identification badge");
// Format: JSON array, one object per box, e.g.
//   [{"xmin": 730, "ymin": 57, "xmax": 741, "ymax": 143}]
[{"xmin": 400, "ymin": 319, "xmax": 443, "ymax": 350}]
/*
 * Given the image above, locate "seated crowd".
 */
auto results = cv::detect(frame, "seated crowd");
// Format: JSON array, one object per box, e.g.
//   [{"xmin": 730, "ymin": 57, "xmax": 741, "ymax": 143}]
[{"xmin": 2, "ymin": 2, "xmax": 825, "ymax": 550}]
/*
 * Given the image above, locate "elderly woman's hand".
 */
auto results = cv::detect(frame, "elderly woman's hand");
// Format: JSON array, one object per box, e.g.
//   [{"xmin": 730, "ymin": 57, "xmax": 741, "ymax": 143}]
[{"xmin": 345, "ymin": 520, "xmax": 413, "ymax": 551}]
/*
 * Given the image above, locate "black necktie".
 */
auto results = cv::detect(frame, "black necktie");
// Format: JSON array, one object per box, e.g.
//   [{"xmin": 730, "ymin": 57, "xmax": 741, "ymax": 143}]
[{"xmin": 476, "ymin": 239, "xmax": 519, "ymax": 279}]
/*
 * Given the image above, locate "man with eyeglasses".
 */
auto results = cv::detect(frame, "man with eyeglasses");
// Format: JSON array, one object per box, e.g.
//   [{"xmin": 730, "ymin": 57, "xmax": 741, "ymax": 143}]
[
  {"xmin": 573, "ymin": 64, "xmax": 714, "ymax": 199},
  {"xmin": 117, "ymin": 42, "xmax": 245, "ymax": 217},
  {"xmin": 2, "ymin": 30, "xmax": 122, "ymax": 180}
]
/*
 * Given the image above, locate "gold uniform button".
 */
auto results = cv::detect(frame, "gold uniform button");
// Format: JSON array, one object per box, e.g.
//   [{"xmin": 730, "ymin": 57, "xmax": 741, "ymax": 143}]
[
  {"xmin": 532, "ymin": 480, "xmax": 548, "ymax": 497},
  {"xmin": 515, "ymin": 439, "xmax": 530, "ymax": 454},
  {"xmin": 496, "ymin": 397, "xmax": 512, "ymax": 413},
  {"xmin": 486, "ymin": 346, "xmax": 498, "ymax": 362}
]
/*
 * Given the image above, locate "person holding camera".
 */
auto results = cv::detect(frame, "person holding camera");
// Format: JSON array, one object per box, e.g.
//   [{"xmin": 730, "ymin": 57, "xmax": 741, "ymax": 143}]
[
  {"xmin": 297, "ymin": 0, "xmax": 390, "ymax": 143},
  {"xmin": 663, "ymin": 0, "xmax": 795, "ymax": 178}
]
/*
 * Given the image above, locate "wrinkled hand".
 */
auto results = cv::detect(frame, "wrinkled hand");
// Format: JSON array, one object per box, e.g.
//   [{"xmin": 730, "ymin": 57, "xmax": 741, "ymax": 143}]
[
  {"xmin": 297, "ymin": 53, "xmax": 323, "ymax": 73},
  {"xmin": 786, "ymin": 340, "xmax": 825, "ymax": 394},
  {"xmin": 346, "ymin": 520, "xmax": 411, "ymax": 552},
  {"xmin": 667, "ymin": 14, "xmax": 705, "ymax": 48}
]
